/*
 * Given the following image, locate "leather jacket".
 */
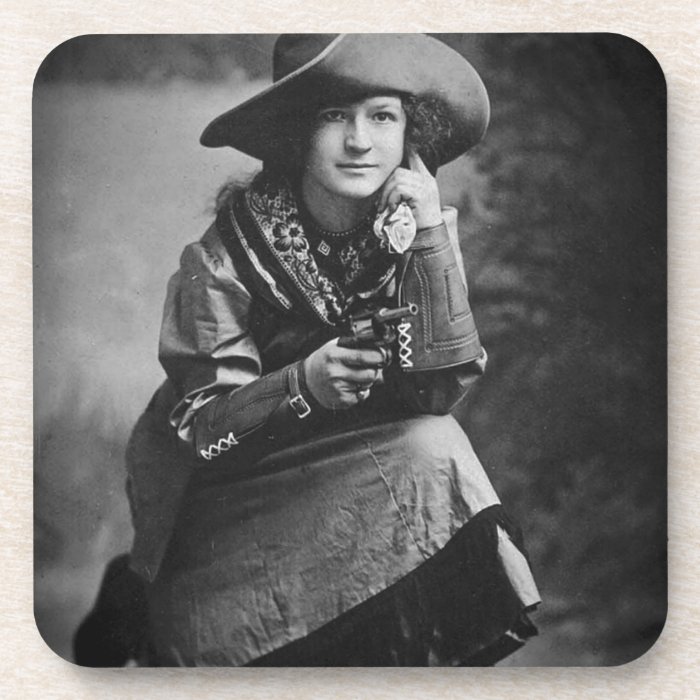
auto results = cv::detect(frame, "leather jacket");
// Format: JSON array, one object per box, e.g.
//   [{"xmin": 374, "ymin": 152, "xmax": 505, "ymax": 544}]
[{"xmin": 162, "ymin": 204, "xmax": 486, "ymax": 463}]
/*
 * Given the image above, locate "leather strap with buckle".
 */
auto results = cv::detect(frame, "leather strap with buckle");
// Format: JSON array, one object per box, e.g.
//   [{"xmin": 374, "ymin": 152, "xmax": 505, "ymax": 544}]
[{"xmin": 288, "ymin": 362, "xmax": 311, "ymax": 419}]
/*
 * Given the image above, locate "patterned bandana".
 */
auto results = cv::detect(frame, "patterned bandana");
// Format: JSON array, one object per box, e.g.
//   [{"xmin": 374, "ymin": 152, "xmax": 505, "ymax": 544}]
[{"xmin": 240, "ymin": 172, "xmax": 396, "ymax": 325}]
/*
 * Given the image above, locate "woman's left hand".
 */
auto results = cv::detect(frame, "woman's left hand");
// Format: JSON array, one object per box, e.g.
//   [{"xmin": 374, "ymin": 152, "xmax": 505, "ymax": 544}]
[{"xmin": 378, "ymin": 150, "xmax": 443, "ymax": 231}]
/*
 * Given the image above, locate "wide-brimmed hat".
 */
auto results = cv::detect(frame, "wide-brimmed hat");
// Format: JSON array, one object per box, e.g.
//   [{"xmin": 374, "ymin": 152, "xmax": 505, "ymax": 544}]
[{"xmin": 201, "ymin": 34, "xmax": 490, "ymax": 166}]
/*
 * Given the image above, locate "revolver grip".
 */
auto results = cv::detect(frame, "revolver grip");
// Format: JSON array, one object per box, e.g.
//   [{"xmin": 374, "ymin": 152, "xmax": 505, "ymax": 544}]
[
  {"xmin": 337, "ymin": 335, "xmax": 361, "ymax": 350},
  {"xmin": 337, "ymin": 335, "xmax": 381, "ymax": 350}
]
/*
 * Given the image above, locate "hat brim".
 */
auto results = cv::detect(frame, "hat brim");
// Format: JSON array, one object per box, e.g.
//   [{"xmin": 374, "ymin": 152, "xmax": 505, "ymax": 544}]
[{"xmin": 201, "ymin": 34, "xmax": 490, "ymax": 166}]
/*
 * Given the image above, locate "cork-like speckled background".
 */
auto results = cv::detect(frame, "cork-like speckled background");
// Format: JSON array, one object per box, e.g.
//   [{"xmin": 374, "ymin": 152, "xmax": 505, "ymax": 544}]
[{"xmin": 5, "ymin": 1, "xmax": 698, "ymax": 697}]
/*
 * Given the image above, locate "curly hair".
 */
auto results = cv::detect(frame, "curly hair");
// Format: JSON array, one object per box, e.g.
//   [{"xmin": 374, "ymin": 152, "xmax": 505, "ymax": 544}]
[{"xmin": 402, "ymin": 95, "xmax": 454, "ymax": 172}]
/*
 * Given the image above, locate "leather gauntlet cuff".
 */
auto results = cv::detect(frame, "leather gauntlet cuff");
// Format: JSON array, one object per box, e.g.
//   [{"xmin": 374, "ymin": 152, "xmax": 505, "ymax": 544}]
[
  {"xmin": 193, "ymin": 360, "xmax": 320, "ymax": 463},
  {"xmin": 398, "ymin": 222, "xmax": 482, "ymax": 371}
]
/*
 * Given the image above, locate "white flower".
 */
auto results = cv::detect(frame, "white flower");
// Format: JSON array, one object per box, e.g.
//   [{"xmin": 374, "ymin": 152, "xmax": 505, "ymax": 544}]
[{"xmin": 373, "ymin": 202, "xmax": 417, "ymax": 254}]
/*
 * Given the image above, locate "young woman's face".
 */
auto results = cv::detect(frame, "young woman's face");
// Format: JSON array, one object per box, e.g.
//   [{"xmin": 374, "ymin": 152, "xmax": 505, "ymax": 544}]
[{"xmin": 302, "ymin": 95, "xmax": 406, "ymax": 203}]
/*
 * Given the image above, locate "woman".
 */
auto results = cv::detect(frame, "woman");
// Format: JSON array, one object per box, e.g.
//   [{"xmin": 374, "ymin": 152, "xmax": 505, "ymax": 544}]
[{"xmin": 124, "ymin": 34, "xmax": 540, "ymax": 667}]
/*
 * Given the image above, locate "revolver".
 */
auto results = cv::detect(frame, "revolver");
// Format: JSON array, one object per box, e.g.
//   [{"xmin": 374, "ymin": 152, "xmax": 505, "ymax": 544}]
[{"xmin": 337, "ymin": 303, "xmax": 418, "ymax": 357}]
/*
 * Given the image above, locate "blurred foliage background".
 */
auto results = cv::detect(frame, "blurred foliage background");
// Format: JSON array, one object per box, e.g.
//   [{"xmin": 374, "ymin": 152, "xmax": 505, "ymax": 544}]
[{"xmin": 33, "ymin": 34, "xmax": 666, "ymax": 665}]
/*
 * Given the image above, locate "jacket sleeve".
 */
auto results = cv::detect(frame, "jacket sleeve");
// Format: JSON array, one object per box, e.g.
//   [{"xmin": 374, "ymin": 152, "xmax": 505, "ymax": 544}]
[
  {"xmin": 158, "ymin": 226, "xmax": 317, "ymax": 462},
  {"xmin": 391, "ymin": 207, "xmax": 487, "ymax": 414}
]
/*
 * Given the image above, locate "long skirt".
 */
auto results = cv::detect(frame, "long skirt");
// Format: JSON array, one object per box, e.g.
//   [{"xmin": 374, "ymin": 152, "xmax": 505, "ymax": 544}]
[{"xmin": 145, "ymin": 413, "xmax": 540, "ymax": 666}]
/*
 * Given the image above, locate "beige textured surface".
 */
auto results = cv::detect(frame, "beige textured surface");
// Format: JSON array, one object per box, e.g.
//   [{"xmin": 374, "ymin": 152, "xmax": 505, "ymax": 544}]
[{"xmin": 4, "ymin": 1, "xmax": 698, "ymax": 696}]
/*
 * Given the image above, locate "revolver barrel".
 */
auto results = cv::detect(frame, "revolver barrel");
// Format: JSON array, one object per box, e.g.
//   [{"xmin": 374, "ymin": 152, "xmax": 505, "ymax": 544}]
[{"xmin": 373, "ymin": 303, "xmax": 418, "ymax": 324}]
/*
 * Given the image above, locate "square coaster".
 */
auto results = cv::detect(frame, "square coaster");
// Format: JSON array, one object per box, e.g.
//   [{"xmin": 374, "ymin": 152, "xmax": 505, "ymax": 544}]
[{"xmin": 33, "ymin": 33, "xmax": 666, "ymax": 668}]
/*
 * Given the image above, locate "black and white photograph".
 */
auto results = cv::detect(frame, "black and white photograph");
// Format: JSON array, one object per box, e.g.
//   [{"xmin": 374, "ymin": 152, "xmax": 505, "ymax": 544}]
[{"xmin": 33, "ymin": 33, "xmax": 666, "ymax": 667}]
